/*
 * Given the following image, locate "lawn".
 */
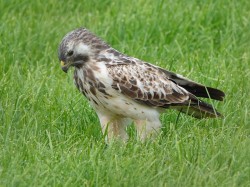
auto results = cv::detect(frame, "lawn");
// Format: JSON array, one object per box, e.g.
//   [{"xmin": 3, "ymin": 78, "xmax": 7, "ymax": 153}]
[{"xmin": 0, "ymin": 0, "xmax": 250, "ymax": 186}]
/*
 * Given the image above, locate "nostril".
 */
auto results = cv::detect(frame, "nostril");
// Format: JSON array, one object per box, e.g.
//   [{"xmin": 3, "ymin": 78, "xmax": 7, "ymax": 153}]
[{"xmin": 67, "ymin": 50, "xmax": 74, "ymax": 56}]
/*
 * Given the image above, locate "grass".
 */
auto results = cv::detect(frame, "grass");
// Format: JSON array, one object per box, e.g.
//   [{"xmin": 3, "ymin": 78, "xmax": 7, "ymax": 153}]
[{"xmin": 0, "ymin": 0, "xmax": 250, "ymax": 186}]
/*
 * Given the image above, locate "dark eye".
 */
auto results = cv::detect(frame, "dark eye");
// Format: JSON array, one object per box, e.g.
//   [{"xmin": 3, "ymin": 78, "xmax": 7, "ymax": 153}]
[{"xmin": 67, "ymin": 50, "xmax": 74, "ymax": 56}]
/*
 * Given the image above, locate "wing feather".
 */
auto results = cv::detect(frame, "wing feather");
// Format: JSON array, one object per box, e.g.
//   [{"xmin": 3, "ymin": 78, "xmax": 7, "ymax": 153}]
[
  {"xmin": 158, "ymin": 68, "xmax": 225, "ymax": 101},
  {"xmin": 107, "ymin": 61, "xmax": 190, "ymax": 108},
  {"xmin": 106, "ymin": 58, "xmax": 223, "ymax": 118}
]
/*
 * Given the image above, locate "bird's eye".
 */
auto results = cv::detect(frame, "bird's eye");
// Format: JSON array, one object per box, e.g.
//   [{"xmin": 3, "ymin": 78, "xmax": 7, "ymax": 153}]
[{"xmin": 67, "ymin": 50, "xmax": 74, "ymax": 56}]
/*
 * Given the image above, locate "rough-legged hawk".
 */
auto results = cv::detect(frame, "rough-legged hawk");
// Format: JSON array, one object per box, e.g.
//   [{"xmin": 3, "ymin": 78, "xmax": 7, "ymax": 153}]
[{"xmin": 58, "ymin": 28, "xmax": 225, "ymax": 141}]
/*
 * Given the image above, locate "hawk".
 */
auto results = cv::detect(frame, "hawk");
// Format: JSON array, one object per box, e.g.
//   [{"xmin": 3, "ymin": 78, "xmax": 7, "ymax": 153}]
[{"xmin": 58, "ymin": 28, "xmax": 225, "ymax": 141}]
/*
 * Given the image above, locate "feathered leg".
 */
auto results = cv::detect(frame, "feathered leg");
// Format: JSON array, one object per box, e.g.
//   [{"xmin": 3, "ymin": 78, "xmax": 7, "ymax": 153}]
[
  {"xmin": 134, "ymin": 119, "xmax": 162, "ymax": 141},
  {"xmin": 97, "ymin": 113, "xmax": 132, "ymax": 142}
]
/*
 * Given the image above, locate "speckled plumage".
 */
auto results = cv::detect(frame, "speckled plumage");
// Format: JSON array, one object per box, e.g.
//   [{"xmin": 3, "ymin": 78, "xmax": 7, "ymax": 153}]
[{"xmin": 58, "ymin": 28, "xmax": 225, "ymax": 141}]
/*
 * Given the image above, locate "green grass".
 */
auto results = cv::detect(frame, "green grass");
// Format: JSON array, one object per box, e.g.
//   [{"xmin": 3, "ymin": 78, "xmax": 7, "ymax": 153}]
[{"xmin": 1, "ymin": 0, "xmax": 250, "ymax": 186}]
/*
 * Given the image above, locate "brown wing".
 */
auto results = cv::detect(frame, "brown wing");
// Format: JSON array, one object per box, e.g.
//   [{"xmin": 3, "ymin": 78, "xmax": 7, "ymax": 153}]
[
  {"xmin": 107, "ymin": 61, "xmax": 191, "ymax": 107},
  {"xmin": 106, "ymin": 60, "xmax": 223, "ymax": 118}
]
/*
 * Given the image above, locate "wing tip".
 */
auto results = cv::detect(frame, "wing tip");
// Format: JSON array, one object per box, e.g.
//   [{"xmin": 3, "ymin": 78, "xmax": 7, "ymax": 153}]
[{"xmin": 206, "ymin": 87, "xmax": 225, "ymax": 101}]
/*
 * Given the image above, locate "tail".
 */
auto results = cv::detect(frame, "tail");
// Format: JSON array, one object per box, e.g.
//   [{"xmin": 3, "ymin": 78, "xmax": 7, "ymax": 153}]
[{"xmin": 174, "ymin": 97, "xmax": 222, "ymax": 119}]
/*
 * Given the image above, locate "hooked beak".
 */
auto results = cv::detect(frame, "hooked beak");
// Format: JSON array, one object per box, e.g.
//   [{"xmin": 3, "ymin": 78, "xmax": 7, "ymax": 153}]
[
  {"xmin": 60, "ymin": 61, "xmax": 70, "ymax": 73},
  {"xmin": 60, "ymin": 60, "xmax": 85, "ymax": 73}
]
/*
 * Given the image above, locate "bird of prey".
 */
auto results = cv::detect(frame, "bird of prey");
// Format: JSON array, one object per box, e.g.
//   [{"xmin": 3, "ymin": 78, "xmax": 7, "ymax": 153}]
[{"xmin": 58, "ymin": 28, "xmax": 225, "ymax": 141}]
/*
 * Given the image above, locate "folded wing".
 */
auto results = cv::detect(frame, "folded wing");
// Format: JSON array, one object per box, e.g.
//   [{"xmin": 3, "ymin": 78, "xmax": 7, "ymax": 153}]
[{"xmin": 107, "ymin": 60, "xmax": 225, "ymax": 118}]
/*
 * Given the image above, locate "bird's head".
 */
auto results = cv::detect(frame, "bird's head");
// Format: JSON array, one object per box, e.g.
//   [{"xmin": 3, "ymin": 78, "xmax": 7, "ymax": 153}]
[{"xmin": 58, "ymin": 28, "xmax": 109, "ymax": 73}]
